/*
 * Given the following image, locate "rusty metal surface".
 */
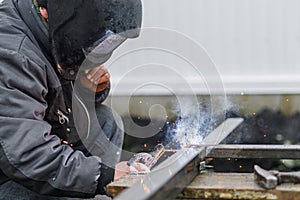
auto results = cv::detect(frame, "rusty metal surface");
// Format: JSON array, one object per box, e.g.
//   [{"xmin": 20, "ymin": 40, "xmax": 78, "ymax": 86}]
[
  {"xmin": 179, "ymin": 172, "xmax": 300, "ymax": 200},
  {"xmin": 108, "ymin": 172, "xmax": 300, "ymax": 199},
  {"xmin": 111, "ymin": 118, "xmax": 244, "ymax": 200},
  {"xmin": 107, "ymin": 174, "xmax": 145, "ymax": 197},
  {"xmin": 207, "ymin": 144, "xmax": 300, "ymax": 159}
]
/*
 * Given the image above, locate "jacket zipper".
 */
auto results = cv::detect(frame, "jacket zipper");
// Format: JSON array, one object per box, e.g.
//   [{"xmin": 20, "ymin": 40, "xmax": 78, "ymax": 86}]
[{"xmin": 56, "ymin": 110, "xmax": 69, "ymax": 125}]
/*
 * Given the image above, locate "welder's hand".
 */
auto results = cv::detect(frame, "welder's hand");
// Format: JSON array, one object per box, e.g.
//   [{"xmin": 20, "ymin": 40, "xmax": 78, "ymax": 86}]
[
  {"xmin": 114, "ymin": 161, "xmax": 150, "ymax": 181},
  {"xmin": 80, "ymin": 65, "xmax": 110, "ymax": 93}
]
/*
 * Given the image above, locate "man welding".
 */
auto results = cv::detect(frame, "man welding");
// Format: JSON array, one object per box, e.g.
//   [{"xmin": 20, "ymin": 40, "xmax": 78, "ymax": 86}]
[{"xmin": 0, "ymin": 0, "xmax": 144, "ymax": 199}]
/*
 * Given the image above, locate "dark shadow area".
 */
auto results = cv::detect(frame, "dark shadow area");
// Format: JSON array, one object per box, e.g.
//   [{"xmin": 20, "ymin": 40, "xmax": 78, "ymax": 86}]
[{"xmin": 213, "ymin": 109, "xmax": 300, "ymax": 172}]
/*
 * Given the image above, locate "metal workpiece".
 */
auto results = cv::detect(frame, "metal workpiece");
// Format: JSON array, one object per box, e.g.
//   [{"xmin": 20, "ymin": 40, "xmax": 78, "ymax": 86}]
[
  {"xmin": 207, "ymin": 144, "xmax": 300, "ymax": 159},
  {"xmin": 127, "ymin": 144, "xmax": 166, "ymax": 169},
  {"xmin": 114, "ymin": 118, "xmax": 244, "ymax": 200},
  {"xmin": 108, "ymin": 172, "xmax": 300, "ymax": 199},
  {"xmin": 114, "ymin": 147, "xmax": 204, "ymax": 200}
]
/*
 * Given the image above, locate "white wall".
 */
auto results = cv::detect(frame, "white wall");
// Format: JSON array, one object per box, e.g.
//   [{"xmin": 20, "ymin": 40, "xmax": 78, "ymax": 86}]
[{"xmin": 107, "ymin": 0, "xmax": 300, "ymax": 95}]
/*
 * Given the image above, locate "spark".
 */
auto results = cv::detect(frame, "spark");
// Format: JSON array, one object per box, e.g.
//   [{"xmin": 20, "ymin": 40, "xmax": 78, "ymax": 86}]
[
  {"xmin": 62, "ymin": 140, "xmax": 68, "ymax": 145},
  {"xmin": 143, "ymin": 185, "xmax": 151, "ymax": 194}
]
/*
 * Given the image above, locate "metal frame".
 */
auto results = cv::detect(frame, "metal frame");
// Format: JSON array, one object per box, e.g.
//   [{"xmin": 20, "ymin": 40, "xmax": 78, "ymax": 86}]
[
  {"xmin": 114, "ymin": 118, "xmax": 244, "ymax": 200},
  {"xmin": 207, "ymin": 144, "xmax": 300, "ymax": 159}
]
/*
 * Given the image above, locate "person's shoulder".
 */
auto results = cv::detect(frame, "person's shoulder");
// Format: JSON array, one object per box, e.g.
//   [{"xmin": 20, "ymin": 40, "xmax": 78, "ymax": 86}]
[
  {"xmin": 0, "ymin": 0, "xmax": 26, "ymax": 49},
  {"xmin": 18, "ymin": 36, "xmax": 50, "ymax": 69},
  {"xmin": 0, "ymin": 1, "xmax": 49, "ymax": 70},
  {"xmin": 0, "ymin": 21, "xmax": 26, "ymax": 54},
  {"xmin": 0, "ymin": 30, "xmax": 50, "ymax": 73},
  {"xmin": 0, "ymin": 39, "xmax": 48, "ymax": 73}
]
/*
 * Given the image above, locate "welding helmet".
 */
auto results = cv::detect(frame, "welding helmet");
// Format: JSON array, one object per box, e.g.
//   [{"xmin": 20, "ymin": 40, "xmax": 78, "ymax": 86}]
[{"xmin": 45, "ymin": 0, "xmax": 142, "ymax": 80}]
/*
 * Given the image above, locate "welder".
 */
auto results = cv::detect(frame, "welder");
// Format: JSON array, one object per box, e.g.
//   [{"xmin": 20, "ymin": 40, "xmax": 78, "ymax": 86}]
[{"xmin": 0, "ymin": 0, "xmax": 143, "ymax": 199}]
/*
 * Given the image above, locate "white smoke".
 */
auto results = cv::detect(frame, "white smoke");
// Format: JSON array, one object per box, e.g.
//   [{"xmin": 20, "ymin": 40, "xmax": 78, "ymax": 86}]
[{"xmin": 166, "ymin": 95, "xmax": 238, "ymax": 148}]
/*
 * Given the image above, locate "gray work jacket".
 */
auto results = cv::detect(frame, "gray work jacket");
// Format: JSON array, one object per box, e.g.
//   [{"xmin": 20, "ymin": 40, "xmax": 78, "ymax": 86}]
[{"xmin": 0, "ymin": 0, "xmax": 110, "ymax": 197}]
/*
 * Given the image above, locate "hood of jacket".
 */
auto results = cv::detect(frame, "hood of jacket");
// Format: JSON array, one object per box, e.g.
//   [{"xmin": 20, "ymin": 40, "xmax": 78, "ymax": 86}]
[{"xmin": 16, "ymin": 0, "xmax": 53, "ymax": 63}]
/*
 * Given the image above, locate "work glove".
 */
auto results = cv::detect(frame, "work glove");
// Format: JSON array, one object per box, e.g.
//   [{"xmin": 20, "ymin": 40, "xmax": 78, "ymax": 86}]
[
  {"xmin": 114, "ymin": 161, "xmax": 150, "ymax": 181},
  {"xmin": 96, "ymin": 163, "xmax": 115, "ymax": 195},
  {"xmin": 80, "ymin": 65, "xmax": 110, "ymax": 93}
]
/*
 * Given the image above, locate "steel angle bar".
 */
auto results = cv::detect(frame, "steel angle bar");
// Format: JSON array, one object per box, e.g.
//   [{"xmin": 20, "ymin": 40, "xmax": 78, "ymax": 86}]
[
  {"xmin": 114, "ymin": 118, "xmax": 243, "ymax": 200},
  {"xmin": 207, "ymin": 144, "xmax": 300, "ymax": 159},
  {"xmin": 200, "ymin": 118, "xmax": 244, "ymax": 147}
]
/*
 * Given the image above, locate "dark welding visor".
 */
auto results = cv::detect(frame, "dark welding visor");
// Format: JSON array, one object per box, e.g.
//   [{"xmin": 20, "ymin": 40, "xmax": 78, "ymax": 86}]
[
  {"xmin": 82, "ymin": 29, "xmax": 126, "ymax": 64},
  {"xmin": 48, "ymin": 0, "xmax": 142, "ymax": 81}
]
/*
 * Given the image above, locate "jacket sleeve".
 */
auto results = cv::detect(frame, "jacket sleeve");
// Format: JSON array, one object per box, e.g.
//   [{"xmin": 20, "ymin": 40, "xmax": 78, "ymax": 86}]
[
  {"xmin": 0, "ymin": 50, "xmax": 101, "ymax": 198},
  {"xmin": 95, "ymin": 83, "xmax": 110, "ymax": 104}
]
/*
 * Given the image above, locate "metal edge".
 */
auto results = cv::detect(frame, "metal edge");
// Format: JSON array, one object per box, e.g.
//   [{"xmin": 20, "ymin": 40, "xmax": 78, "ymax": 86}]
[{"xmin": 207, "ymin": 144, "xmax": 300, "ymax": 159}]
